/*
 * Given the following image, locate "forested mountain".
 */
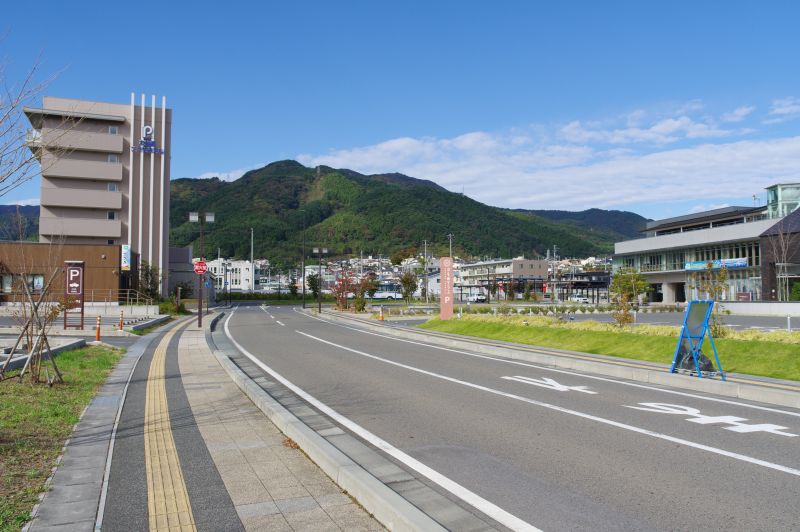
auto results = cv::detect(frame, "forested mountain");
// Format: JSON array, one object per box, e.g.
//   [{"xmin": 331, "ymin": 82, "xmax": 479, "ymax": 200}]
[
  {"xmin": 169, "ymin": 160, "xmax": 644, "ymax": 265},
  {"xmin": 0, "ymin": 205, "xmax": 39, "ymax": 241},
  {"xmin": 0, "ymin": 161, "xmax": 647, "ymax": 264}
]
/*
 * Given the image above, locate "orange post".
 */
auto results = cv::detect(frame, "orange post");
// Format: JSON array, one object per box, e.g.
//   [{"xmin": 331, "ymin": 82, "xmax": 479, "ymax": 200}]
[
  {"xmin": 379, "ymin": 307, "xmax": 384, "ymax": 321},
  {"xmin": 95, "ymin": 315, "xmax": 101, "ymax": 342},
  {"xmin": 119, "ymin": 310, "xmax": 124, "ymax": 331}
]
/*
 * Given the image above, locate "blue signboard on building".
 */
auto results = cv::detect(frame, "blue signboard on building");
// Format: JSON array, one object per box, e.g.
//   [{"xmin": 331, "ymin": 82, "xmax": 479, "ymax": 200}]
[{"xmin": 684, "ymin": 258, "xmax": 748, "ymax": 271}]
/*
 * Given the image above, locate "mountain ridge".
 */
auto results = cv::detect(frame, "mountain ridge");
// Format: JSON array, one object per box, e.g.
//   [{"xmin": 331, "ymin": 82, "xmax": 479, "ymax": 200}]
[{"xmin": 0, "ymin": 161, "xmax": 647, "ymax": 264}]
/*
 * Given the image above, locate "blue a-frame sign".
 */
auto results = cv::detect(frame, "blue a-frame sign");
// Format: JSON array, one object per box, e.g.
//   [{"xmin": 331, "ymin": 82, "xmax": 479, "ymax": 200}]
[{"xmin": 670, "ymin": 300, "xmax": 726, "ymax": 380}]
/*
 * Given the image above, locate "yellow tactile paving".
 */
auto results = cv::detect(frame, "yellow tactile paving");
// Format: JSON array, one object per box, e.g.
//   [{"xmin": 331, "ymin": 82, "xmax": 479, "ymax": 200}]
[{"xmin": 144, "ymin": 322, "xmax": 197, "ymax": 532}]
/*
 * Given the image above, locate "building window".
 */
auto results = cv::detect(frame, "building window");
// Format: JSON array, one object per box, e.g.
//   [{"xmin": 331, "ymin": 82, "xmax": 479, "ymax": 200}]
[
  {"xmin": 107, "ymin": 183, "xmax": 118, "ymax": 192},
  {"xmin": 107, "ymin": 239, "xmax": 116, "ymax": 245},
  {"xmin": 108, "ymin": 126, "xmax": 118, "ymax": 135},
  {"xmin": 107, "ymin": 211, "xmax": 116, "ymax": 220},
  {"xmin": 0, "ymin": 275, "xmax": 12, "ymax": 293},
  {"xmin": 108, "ymin": 153, "xmax": 120, "ymax": 163},
  {"xmin": 26, "ymin": 274, "xmax": 44, "ymax": 292}
]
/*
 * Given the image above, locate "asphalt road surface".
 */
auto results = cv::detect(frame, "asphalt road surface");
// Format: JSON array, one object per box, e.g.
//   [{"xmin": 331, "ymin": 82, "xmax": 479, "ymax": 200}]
[{"xmin": 224, "ymin": 305, "xmax": 799, "ymax": 531}]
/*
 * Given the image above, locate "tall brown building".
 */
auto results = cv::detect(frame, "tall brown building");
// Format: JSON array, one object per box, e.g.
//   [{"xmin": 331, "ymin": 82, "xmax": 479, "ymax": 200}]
[{"xmin": 24, "ymin": 94, "xmax": 171, "ymax": 294}]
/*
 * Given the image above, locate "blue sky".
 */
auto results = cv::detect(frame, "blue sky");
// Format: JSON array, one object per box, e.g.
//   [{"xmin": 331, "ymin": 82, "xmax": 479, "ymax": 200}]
[{"xmin": 3, "ymin": 1, "xmax": 800, "ymax": 219}]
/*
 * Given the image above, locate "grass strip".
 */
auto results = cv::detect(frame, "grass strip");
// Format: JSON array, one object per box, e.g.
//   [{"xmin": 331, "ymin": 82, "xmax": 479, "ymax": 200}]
[
  {"xmin": 419, "ymin": 317, "xmax": 800, "ymax": 382},
  {"xmin": 0, "ymin": 345, "xmax": 124, "ymax": 531}
]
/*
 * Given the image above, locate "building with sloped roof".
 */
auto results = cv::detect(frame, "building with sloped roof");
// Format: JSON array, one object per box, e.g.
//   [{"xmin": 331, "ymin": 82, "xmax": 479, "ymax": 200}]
[{"xmin": 613, "ymin": 183, "xmax": 800, "ymax": 303}]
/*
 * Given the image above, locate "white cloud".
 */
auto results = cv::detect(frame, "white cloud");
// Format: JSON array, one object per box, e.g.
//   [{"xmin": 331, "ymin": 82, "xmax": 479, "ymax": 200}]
[
  {"xmin": 688, "ymin": 203, "xmax": 731, "ymax": 214},
  {"xmin": 764, "ymin": 97, "xmax": 800, "ymax": 124},
  {"xmin": 720, "ymin": 106, "xmax": 755, "ymax": 122},
  {"xmin": 559, "ymin": 115, "xmax": 735, "ymax": 145},
  {"xmin": 188, "ymin": 164, "xmax": 265, "ymax": 182},
  {"xmin": 14, "ymin": 198, "xmax": 39, "ymax": 206},
  {"xmin": 298, "ymin": 128, "xmax": 800, "ymax": 213}
]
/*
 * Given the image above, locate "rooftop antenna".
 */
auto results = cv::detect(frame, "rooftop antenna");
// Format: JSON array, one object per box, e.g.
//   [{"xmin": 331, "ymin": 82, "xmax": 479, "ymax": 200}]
[{"xmin": 753, "ymin": 194, "xmax": 758, "ymax": 206}]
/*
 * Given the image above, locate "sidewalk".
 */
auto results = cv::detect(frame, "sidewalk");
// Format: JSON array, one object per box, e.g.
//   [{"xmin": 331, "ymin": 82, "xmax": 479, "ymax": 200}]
[
  {"xmin": 178, "ymin": 324, "xmax": 383, "ymax": 530},
  {"xmin": 24, "ymin": 318, "xmax": 382, "ymax": 531}
]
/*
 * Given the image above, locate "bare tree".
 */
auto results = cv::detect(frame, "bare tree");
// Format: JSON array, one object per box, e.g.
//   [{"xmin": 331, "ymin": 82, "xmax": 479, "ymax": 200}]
[
  {"xmin": 763, "ymin": 216, "xmax": 800, "ymax": 301},
  {"xmin": 0, "ymin": 237, "xmax": 70, "ymax": 384},
  {"xmin": 1, "ymin": 55, "xmax": 80, "ymax": 199}
]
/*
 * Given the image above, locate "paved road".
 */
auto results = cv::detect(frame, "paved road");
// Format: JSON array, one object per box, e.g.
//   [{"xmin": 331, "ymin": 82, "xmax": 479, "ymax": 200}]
[{"xmin": 225, "ymin": 304, "xmax": 800, "ymax": 531}]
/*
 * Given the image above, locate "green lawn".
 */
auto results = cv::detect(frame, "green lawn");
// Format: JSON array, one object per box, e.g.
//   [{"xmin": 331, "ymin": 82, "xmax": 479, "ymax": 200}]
[
  {"xmin": 419, "ymin": 318, "xmax": 800, "ymax": 382},
  {"xmin": 0, "ymin": 346, "xmax": 124, "ymax": 531}
]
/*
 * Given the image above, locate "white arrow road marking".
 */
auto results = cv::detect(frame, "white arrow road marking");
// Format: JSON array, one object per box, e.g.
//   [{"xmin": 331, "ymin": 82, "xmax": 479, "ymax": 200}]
[
  {"xmin": 625, "ymin": 403, "xmax": 797, "ymax": 437},
  {"xmin": 288, "ymin": 329, "xmax": 800, "ymax": 478},
  {"xmin": 503, "ymin": 375, "xmax": 597, "ymax": 394},
  {"xmin": 296, "ymin": 309, "xmax": 800, "ymax": 419}
]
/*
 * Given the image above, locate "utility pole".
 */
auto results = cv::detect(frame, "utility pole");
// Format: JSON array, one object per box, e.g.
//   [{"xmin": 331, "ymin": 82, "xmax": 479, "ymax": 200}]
[
  {"xmin": 314, "ymin": 247, "xmax": 327, "ymax": 312},
  {"xmin": 423, "ymin": 239, "xmax": 428, "ymax": 304},
  {"xmin": 189, "ymin": 212, "xmax": 214, "ymax": 327},
  {"xmin": 301, "ymin": 209, "xmax": 306, "ymax": 308},
  {"xmin": 447, "ymin": 233, "xmax": 454, "ymax": 258},
  {"xmin": 250, "ymin": 227, "xmax": 254, "ymax": 293}
]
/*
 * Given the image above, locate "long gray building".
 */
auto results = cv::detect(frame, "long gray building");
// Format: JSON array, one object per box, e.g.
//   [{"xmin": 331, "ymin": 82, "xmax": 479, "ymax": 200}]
[
  {"xmin": 613, "ymin": 183, "xmax": 800, "ymax": 303},
  {"xmin": 25, "ymin": 94, "xmax": 171, "ymax": 293}
]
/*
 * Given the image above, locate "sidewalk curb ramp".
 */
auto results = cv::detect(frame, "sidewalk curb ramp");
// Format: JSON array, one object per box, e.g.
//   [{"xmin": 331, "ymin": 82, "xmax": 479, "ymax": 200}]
[
  {"xmin": 318, "ymin": 310, "xmax": 800, "ymax": 410},
  {"xmin": 205, "ymin": 312, "xmax": 444, "ymax": 532}
]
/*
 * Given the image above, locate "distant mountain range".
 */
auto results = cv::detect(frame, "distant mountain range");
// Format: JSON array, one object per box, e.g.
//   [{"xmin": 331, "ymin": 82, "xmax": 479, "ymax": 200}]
[
  {"xmin": 1, "ymin": 161, "xmax": 649, "ymax": 263},
  {"xmin": 0, "ymin": 205, "xmax": 39, "ymax": 241},
  {"xmin": 169, "ymin": 161, "xmax": 648, "ymax": 264}
]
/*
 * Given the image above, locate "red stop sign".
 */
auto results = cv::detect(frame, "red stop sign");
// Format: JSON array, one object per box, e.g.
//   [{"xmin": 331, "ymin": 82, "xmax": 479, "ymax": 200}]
[{"xmin": 194, "ymin": 261, "xmax": 208, "ymax": 274}]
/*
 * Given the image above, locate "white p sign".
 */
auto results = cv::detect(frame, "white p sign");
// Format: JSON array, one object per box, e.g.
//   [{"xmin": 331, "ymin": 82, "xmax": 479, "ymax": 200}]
[
  {"xmin": 142, "ymin": 125, "xmax": 153, "ymax": 138},
  {"xmin": 66, "ymin": 267, "xmax": 83, "ymax": 295}
]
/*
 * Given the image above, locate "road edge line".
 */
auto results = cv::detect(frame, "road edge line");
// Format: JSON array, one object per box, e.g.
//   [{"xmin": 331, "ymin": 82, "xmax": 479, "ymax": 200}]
[{"xmin": 205, "ymin": 310, "xmax": 445, "ymax": 532}]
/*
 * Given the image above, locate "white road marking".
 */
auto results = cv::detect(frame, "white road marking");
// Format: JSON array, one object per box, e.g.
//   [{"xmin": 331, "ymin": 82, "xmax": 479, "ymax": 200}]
[
  {"xmin": 625, "ymin": 403, "xmax": 797, "ymax": 437},
  {"xmin": 295, "ymin": 311, "xmax": 800, "ymax": 419},
  {"xmin": 276, "ymin": 320, "xmax": 285, "ymax": 327},
  {"xmin": 503, "ymin": 375, "xmax": 597, "ymax": 394},
  {"xmin": 294, "ymin": 329, "xmax": 800, "ymax": 478},
  {"xmin": 224, "ymin": 311, "xmax": 539, "ymax": 531}
]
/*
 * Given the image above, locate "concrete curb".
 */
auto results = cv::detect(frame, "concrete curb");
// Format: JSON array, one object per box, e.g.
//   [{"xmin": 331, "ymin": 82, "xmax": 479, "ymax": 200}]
[
  {"xmin": 205, "ymin": 312, "xmax": 444, "ymax": 532},
  {"xmin": 1, "ymin": 338, "xmax": 87, "ymax": 372},
  {"xmin": 319, "ymin": 311, "xmax": 800, "ymax": 410},
  {"xmin": 128, "ymin": 315, "xmax": 171, "ymax": 331}
]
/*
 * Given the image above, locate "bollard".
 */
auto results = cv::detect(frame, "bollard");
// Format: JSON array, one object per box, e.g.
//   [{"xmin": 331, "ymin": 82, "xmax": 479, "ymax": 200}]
[
  {"xmin": 119, "ymin": 310, "xmax": 124, "ymax": 331},
  {"xmin": 95, "ymin": 315, "xmax": 101, "ymax": 342},
  {"xmin": 789, "ymin": 315, "xmax": 792, "ymax": 333},
  {"xmin": 379, "ymin": 306, "xmax": 384, "ymax": 321}
]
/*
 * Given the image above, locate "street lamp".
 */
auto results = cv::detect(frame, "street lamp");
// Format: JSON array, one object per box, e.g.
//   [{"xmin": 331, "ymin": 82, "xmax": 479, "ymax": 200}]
[
  {"xmin": 313, "ymin": 247, "xmax": 327, "ymax": 312},
  {"xmin": 301, "ymin": 209, "xmax": 306, "ymax": 309},
  {"xmin": 189, "ymin": 211, "xmax": 214, "ymax": 327}
]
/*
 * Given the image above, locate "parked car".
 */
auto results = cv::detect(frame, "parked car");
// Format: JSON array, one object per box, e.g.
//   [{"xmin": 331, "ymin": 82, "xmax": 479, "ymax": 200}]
[
  {"xmin": 466, "ymin": 294, "xmax": 487, "ymax": 303},
  {"xmin": 569, "ymin": 295, "xmax": 590, "ymax": 304}
]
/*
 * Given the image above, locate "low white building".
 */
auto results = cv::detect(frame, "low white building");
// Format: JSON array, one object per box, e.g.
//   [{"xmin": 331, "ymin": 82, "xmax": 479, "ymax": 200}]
[{"xmin": 205, "ymin": 258, "xmax": 255, "ymax": 292}]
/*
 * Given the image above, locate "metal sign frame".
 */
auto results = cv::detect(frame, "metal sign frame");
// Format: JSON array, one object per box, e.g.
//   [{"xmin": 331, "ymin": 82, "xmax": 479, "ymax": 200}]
[
  {"xmin": 669, "ymin": 300, "xmax": 725, "ymax": 380},
  {"xmin": 64, "ymin": 261, "xmax": 85, "ymax": 330}
]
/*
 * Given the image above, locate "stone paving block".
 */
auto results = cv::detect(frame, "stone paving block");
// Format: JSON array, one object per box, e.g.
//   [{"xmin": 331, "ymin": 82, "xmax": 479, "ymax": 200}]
[
  {"xmin": 267, "ymin": 484, "xmax": 311, "ymax": 501},
  {"xmin": 325, "ymin": 504, "xmax": 386, "ymax": 531},
  {"xmin": 302, "ymin": 481, "xmax": 343, "ymax": 498},
  {"xmin": 33, "ymin": 498, "xmax": 97, "ymax": 526},
  {"xmin": 208, "ymin": 448, "xmax": 248, "ymax": 465},
  {"xmin": 222, "ymin": 479, "xmax": 271, "ymax": 506},
  {"xmin": 44, "ymin": 480, "xmax": 103, "ymax": 504},
  {"xmin": 274, "ymin": 496, "xmax": 320, "ymax": 514},
  {"xmin": 235, "ymin": 500, "xmax": 280, "ymax": 518},
  {"xmin": 29, "ymin": 518, "xmax": 95, "ymax": 532},
  {"xmin": 240, "ymin": 513, "xmax": 293, "ymax": 532},
  {"xmin": 283, "ymin": 507, "xmax": 341, "ymax": 531},
  {"xmin": 314, "ymin": 492, "xmax": 354, "ymax": 509}
]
